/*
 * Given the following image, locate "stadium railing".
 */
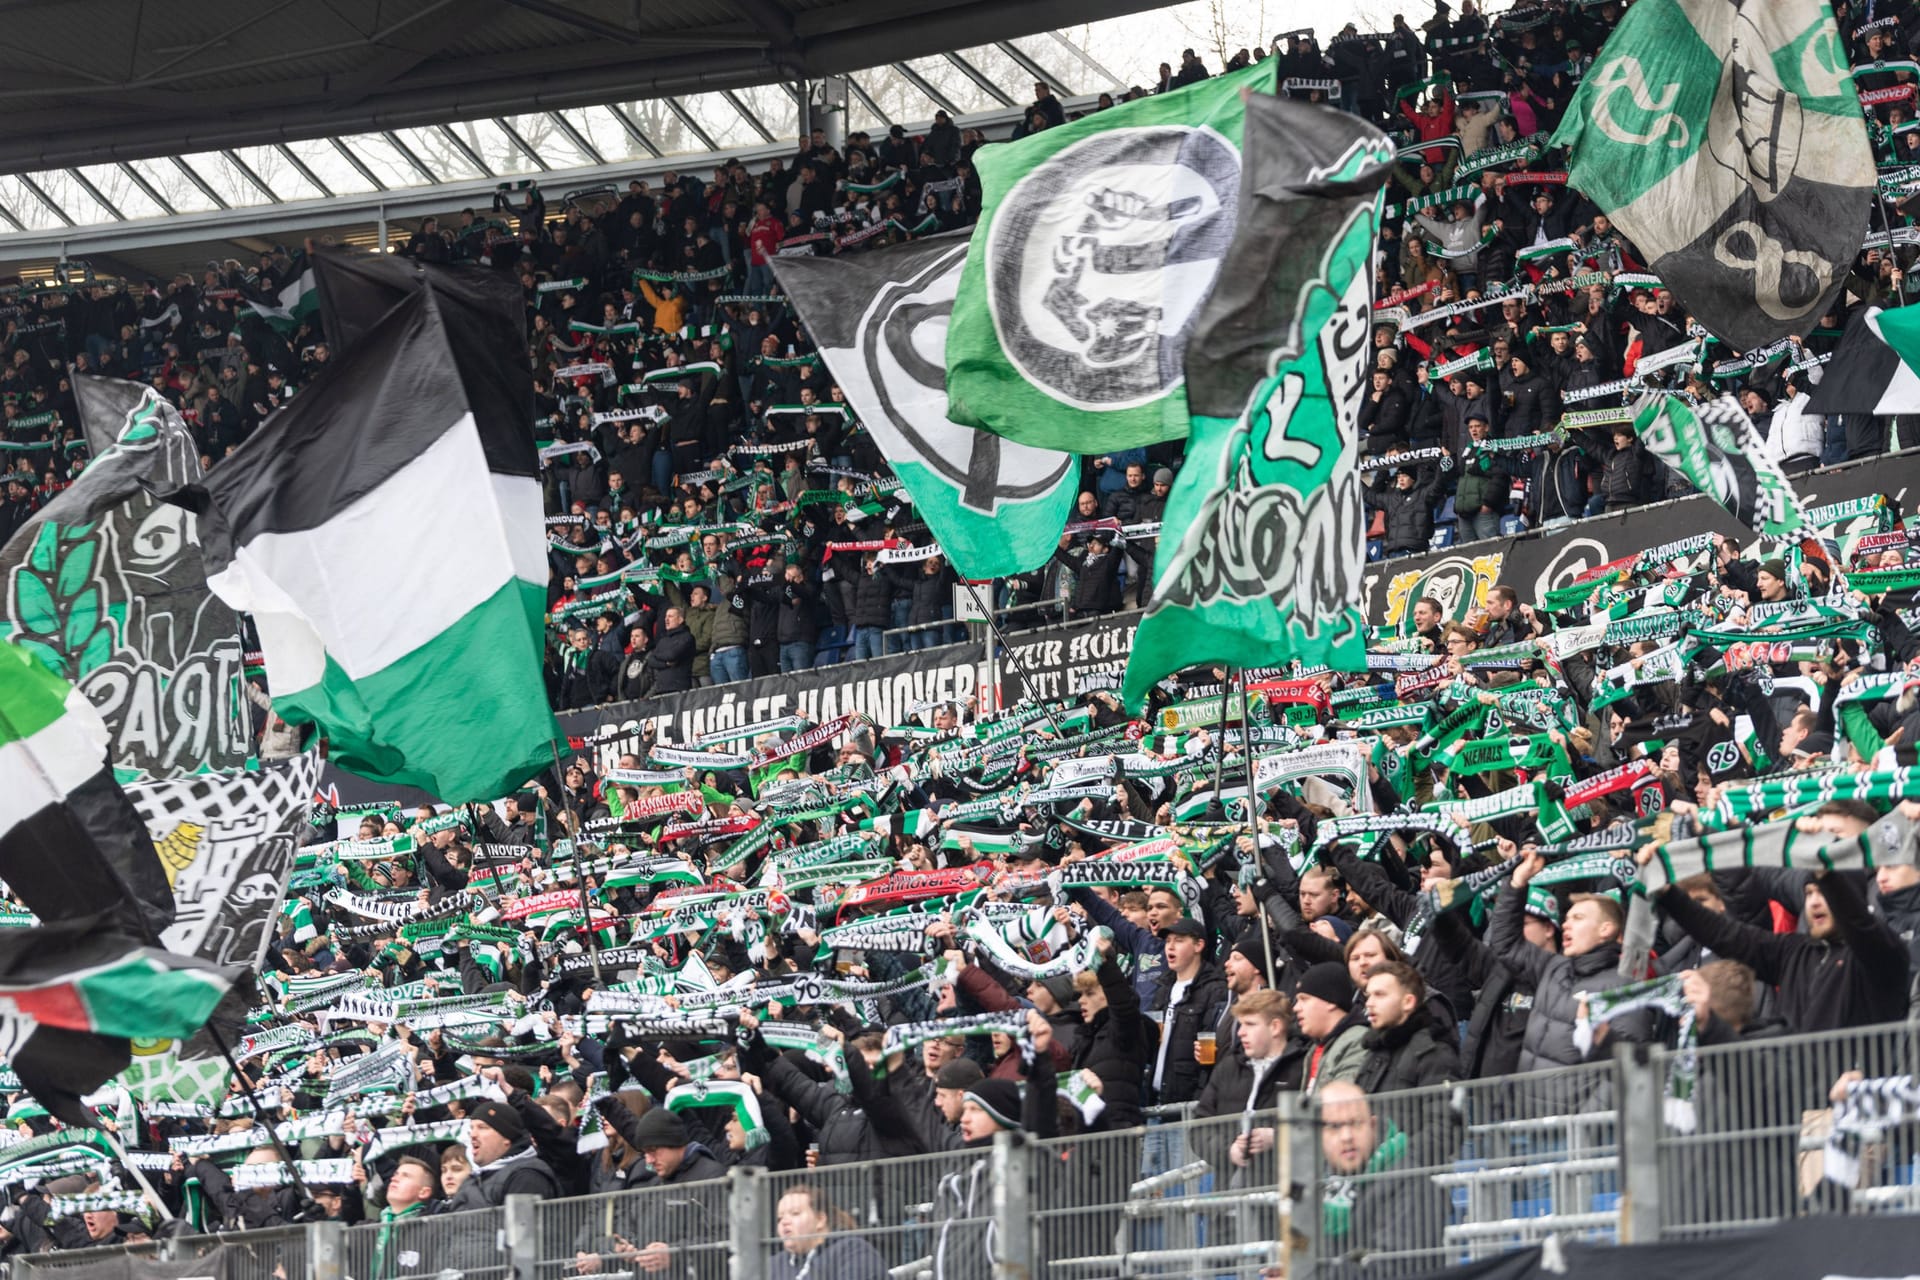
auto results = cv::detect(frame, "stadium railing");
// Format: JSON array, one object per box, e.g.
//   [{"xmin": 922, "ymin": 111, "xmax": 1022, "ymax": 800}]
[{"xmin": 12, "ymin": 1020, "xmax": 1920, "ymax": 1279}]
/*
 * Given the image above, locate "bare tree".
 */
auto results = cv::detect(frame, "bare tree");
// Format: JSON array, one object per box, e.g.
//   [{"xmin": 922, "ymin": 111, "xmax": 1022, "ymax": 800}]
[{"xmin": 1175, "ymin": 0, "xmax": 1273, "ymax": 69}]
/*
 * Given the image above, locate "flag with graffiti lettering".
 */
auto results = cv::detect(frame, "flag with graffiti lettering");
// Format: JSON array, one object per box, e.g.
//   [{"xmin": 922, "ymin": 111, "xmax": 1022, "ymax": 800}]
[
  {"xmin": 1123, "ymin": 96, "xmax": 1392, "ymax": 710},
  {"xmin": 1, "ymin": 381, "xmax": 248, "ymax": 781},
  {"xmin": 1552, "ymin": 0, "xmax": 1872, "ymax": 350}
]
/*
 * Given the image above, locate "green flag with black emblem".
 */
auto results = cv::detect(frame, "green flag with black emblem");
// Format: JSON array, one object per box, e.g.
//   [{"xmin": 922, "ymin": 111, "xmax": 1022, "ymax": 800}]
[
  {"xmin": 1550, "ymin": 0, "xmax": 1872, "ymax": 351},
  {"xmin": 1122, "ymin": 95, "xmax": 1393, "ymax": 712},
  {"xmin": 943, "ymin": 60, "xmax": 1273, "ymax": 452},
  {"xmin": 1629, "ymin": 392, "xmax": 1808, "ymax": 539}
]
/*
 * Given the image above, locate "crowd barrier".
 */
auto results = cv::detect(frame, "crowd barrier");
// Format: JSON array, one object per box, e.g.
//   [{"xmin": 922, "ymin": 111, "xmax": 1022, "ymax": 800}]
[{"xmin": 13, "ymin": 1022, "xmax": 1920, "ymax": 1280}]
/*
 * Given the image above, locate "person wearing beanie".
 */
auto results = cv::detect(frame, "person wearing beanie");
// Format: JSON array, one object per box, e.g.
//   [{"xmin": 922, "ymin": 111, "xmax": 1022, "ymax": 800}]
[
  {"xmin": 1206, "ymin": 934, "xmax": 1272, "ymax": 1062},
  {"xmin": 445, "ymin": 1097, "xmax": 561, "ymax": 1213},
  {"xmin": 1754, "ymin": 558, "xmax": 1791, "ymax": 603},
  {"xmin": 568, "ymin": 1101, "xmax": 729, "ymax": 1276},
  {"xmin": 1293, "ymin": 962, "xmax": 1369, "ymax": 1094}
]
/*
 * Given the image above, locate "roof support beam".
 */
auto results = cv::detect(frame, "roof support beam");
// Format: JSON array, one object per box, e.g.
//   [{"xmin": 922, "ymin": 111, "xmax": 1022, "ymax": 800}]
[
  {"xmin": 493, "ymin": 117, "xmax": 551, "ymax": 172},
  {"xmin": 64, "ymin": 168, "xmax": 125, "ymax": 221},
  {"xmin": 117, "ymin": 162, "xmax": 177, "ymax": 216},
  {"xmin": 721, "ymin": 90, "xmax": 778, "ymax": 143},
  {"xmin": 170, "ymin": 157, "xmax": 229, "ymax": 210},
  {"xmin": 437, "ymin": 125, "xmax": 495, "ymax": 178},
  {"xmin": 546, "ymin": 111, "xmax": 607, "ymax": 166},
  {"xmin": 604, "ymin": 104, "xmax": 664, "ymax": 159},
  {"xmin": 220, "ymin": 150, "xmax": 281, "ymax": 203},
  {"xmin": 382, "ymin": 130, "xmax": 443, "ymax": 184},
  {"xmin": 275, "ymin": 143, "xmax": 335, "ymax": 199},
  {"xmin": 663, "ymin": 98, "xmax": 720, "ymax": 154},
  {"xmin": 995, "ymin": 38, "xmax": 1070, "ymax": 96},
  {"xmin": 330, "ymin": 139, "xmax": 388, "ymax": 192},
  {"xmin": 944, "ymin": 51, "xmax": 1015, "ymax": 106},
  {"xmin": 890, "ymin": 62, "xmax": 961, "ymax": 116}
]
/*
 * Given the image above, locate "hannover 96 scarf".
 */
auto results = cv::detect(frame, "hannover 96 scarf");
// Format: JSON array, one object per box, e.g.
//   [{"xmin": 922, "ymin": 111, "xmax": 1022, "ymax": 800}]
[
  {"xmin": 944, "ymin": 59, "xmax": 1274, "ymax": 452},
  {"xmin": 1551, "ymin": 0, "xmax": 1873, "ymax": 350},
  {"xmin": 1631, "ymin": 393, "xmax": 1808, "ymax": 539},
  {"xmin": 1123, "ymin": 96, "xmax": 1392, "ymax": 710}
]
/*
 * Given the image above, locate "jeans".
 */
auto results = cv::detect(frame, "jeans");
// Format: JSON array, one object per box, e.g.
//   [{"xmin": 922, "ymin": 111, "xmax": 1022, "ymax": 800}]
[
  {"xmin": 850, "ymin": 627, "xmax": 884, "ymax": 661},
  {"xmin": 745, "ymin": 262, "xmax": 775, "ymax": 296},
  {"xmin": 1465, "ymin": 509, "xmax": 1503, "ymax": 541},
  {"xmin": 779, "ymin": 641, "xmax": 815, "ymax": 673},
  {"xmin": 709, "ymin": 646, "xmax": 749, "ymax": 684},
  {"xmin": 650, "ymin": 449, "xmax": 673, "ymax": 495}
]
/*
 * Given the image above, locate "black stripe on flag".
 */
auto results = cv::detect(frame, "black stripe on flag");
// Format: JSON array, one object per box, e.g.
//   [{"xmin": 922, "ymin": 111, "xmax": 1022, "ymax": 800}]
[{"xmin": 187, "ymin": 288, "xmax": 469, "ymax": 552}]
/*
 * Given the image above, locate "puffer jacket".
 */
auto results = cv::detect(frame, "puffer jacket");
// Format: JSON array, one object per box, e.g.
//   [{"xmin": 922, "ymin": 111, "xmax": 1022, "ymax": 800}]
[
  {"xmin": 850, "ymin": 565, "xmax": 896, "ymax": 629},
  {"xmin": 1373, "ymin": 465, "xmax": 1442, "ymax": 553},
  {"xmin": 1353, "ymin": 1005, "xmax": 1461, "ymax": 1094},
  {"xmin": 709, "ymin": 574, "xmax": 749, "ymax": 649},
  {"xmin": 1486, "ymin": 882, "xmax": 1645, "ymax": 1072},
  {"xmin": 1453, "ymin": 445, "xmax": 1509, "ymax": 517},
  {"xmin": 1068, "ymin": 954, "xmax": 1152, "ymax": 1131}
]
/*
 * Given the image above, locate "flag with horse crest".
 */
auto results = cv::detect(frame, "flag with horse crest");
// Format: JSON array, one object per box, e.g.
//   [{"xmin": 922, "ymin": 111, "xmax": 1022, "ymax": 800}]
[
  {"xmin": 944, "ymin": 59, "xmax": 1274, "ymax": 452},
  {"xmin": 1552, "ymin": 0, "xmax": 1874, "ymax": 350},
  {"xmin": 0, "ymin": 380, "xmax": 248, "ymax": 782}
]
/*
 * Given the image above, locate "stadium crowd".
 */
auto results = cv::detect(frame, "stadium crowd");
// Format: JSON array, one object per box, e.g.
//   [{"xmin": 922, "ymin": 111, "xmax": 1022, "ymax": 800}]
[
  {"xmin": 4, "ymin": 4, "xmax": 1920, "ymax": 1266},
  {"xmin": 0, "ymin": 0, "xmax": 1918, "ymax": 713}
]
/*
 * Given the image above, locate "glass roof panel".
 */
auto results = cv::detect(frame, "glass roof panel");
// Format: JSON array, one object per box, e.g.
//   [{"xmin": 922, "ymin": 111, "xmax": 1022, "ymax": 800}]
[
  {"xmin": 728, "ymin": 84, "xmax": 798, "ymax": 142},
  {"xmin": 901, "ymin": 56, "xmax": 997, "ymax": 113},
  {"xmin": 954, "ymin": 43, "xmax": 1036, "ymax": 102},
  {"xmin": 850, "ymin": 70, "xmax": 941, "ymax": 133},
  {"xmin": 0, "ymin": 177, "xmax": 65, "ymax": 229},
  {"xmin": 334, "ymin": 133, "xmax": 434, "ymax": 190},
  {"xmin": 174, "ymin": 150, "xmax": 273, "ymax": 206},
  {"xmin": 395, "ymin": 127, "xmax": 484, "ymax": 181},
  {"xmin": 557, "ymin": 107, "xmax": 648, "ymax": 165},
  {"xmin": 124, "ymin": 158, "xmax": 219, "ymax": 213},
  {"xmin": 675, "ymin": 93, "xmax": 761, "ymax": 152},
  {"xmin": 28, "ymin": 170, "xmax": 115, "ymax": 224},
  {"xmin": 616, "ymin": 100, "xmax": 701, "ymax": 157},
  {"xmin": 441, "ymin": 118, "xmax": 534, "ymax": 177},
  {"xmin": 280, "ymin": 138, "xmax": 377, "ymax": 195},
  {"xmin": 231, "ymin": 145, "xmax": 327, "ymax": 201},
  {"xmin": 75, "ymin": 165, "xmax": 168, "ymax": 219},
  {"xmin": 499, "ymin": 114, "xmax": 593, "ymax": 169}
]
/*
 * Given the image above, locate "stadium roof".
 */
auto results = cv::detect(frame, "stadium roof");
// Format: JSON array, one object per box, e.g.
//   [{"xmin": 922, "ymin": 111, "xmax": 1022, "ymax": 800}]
[{"xmin": 0, "ymin": 0, "xmax": 1165, "ymax": 174}]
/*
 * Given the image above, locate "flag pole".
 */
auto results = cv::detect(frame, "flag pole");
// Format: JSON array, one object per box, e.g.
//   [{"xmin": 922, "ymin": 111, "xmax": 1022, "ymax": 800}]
[
  {"xmin": 1204, "ymin": 669, "xmax": 1234, "ymax": 820},
  {"xmin": 1239, "ymin": 672, "xmax": 1277, "ymax": 990},
  {"xmin": 549, "ymin": 741, "xmax": 607, "ymax": 988},
  {"xmin": 97, "ymin": 1123, "xmax": 176, "ymax": 1225},
  {"xmin": 201, "ymin": 1023, "xmax": 321, "ymax": 1215},
  {"xmin": 0, "ymin": 701, "xmax": 317, "ymax": 1218},
  {"xmin": 953, "ymin": 577, "xmax": 1069, "ymax": 739}
]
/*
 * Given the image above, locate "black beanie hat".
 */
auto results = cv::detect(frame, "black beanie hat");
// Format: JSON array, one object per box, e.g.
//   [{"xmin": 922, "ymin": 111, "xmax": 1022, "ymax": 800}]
[
  {"xmin": 962, "ymin": 1079, "xmax": 1023, "ymax": 1130},
  {"xmin": 632, "ymin": 1106, "xmax": 690, "ymax": 1147},
  {"xmin": 1295, "ymin": 961, "xmax": 1356, "ymax": 1008},
  {"xmin": 467, "ymin": 1100, "xmax": 526, "ymax": 1142}
]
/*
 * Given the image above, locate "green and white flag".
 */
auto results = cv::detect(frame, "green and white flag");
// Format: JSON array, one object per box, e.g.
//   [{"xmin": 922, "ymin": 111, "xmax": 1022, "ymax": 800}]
[
  {"xmin": 1630, "ymin": 392, "xmax": 1808, "ymax": 539},
  {"xmin": 774, "ymin": 236, "xmax": 1076, "ymax": 577},
  {"xmin": 187, "ymin": 288, "xmax": 560, "ymax": 803},
  {"xmin": 1550, "ymin": 0, "xmax": 1872, "ymax": 349},
  {"xmin": 944, "ymin": 59, "xmax": 1274, "ymax": 452},
  {"xmin": 1124, "ymin": 97, "xmax": 1393, "ymax": 709},
  {"xmin": 244, "ymin": 263, "xmax": 318, "ymax": 335}
]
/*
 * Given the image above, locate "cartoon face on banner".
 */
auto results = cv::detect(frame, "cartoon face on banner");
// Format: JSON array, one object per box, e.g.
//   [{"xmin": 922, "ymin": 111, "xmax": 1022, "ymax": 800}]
[
  {"xmin": 1381, "ymin": 552, "xmax": 1504, "ymax": 634},
  {"xmin": 1, "ymin": 390, "xmax": 248, "ymax": 782}
]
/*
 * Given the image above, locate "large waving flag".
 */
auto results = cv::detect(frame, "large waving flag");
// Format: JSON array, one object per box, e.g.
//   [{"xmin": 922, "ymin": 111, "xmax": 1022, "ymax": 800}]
[
  {"xmin": 0, "ymin": 641, "xmax": 244, "ymax": 1124},
  {"xmin": 1551, "ymin": 0, "xmax": 1872, "ymax": 349},
  {"xmin": 774, "ymin": 235, "xmax": 1077, "ymax": 578},
  {"xmin": 944, "ymin": 59, "xmax": 1273, "ymax": 452},
  {"xmin": 0, "ymin": 640, "xmax": 174, "ymax": 937},
  {"xmin": 1123, "ymin": 96, "xmax": 1393, "ymax": 711},
  {"xmin": 182, "ymin": 286, "xmax": 559, "ymax": 804}
]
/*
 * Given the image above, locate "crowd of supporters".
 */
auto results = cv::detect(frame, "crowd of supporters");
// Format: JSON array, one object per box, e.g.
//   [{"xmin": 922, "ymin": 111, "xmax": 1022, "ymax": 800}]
[{"xmin": 3, "ymin": 0, "xmax": 1920, "ymax": 714}]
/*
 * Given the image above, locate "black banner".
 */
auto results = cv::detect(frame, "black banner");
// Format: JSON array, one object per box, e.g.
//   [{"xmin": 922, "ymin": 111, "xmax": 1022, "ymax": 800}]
[
  {"xmin": 1403, "ymin": 1215, "xmax": 1918, "ymax": 1280},
  {"xmin": 1365, "ymin": 449, "xmax": 1920, "ymax": 632}
]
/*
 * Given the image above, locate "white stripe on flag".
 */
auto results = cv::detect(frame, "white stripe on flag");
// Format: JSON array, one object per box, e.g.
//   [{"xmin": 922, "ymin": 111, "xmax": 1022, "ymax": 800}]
[
  {"xmin": 1867, "ymin": 308, "xmax": 1920, "ymax": 414},
  {"xmin": 0, "ymin": 689, "xmax": 110, "ymax": 835},
  {"xmin": 493, "ymin": 473, "xmax": 548, "ymax": 588},
  {"xmin": 207, "ymin": 411, "xmax": 519, "ymax": 684}
]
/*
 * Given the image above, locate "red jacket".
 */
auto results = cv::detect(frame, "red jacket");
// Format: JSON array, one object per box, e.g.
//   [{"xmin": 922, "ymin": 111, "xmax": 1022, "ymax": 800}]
[{"xmin": 1399, "ymin": 89, "xmax": 1457, "ymax": 166}]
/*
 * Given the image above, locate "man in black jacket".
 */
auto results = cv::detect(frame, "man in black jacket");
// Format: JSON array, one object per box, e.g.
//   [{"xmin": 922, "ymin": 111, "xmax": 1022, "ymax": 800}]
[
  {"xmin": 648, "ymin": 608, "xmax": 696, "ymax": 692},
  {"xmin": 1192, "ymin": 989, "xmax": 1304, "ymax": 1176},
  {"xmin": 1149, "ymin": 918, "xmax": 1227, "ymax": 1106},
  {"xmin": 1648, "ymin": 863, "xmax": 1910, "ymax": 1033},
  {"xmin": 1052, "ymin": 529, "xmax": 1124, "ymax": 618},
  {"xmin": 1354, "ymin": 962, "xmax": 1460, "ymax": 1094},
  {"xmin": 447, "ymin": 1100, "xmax": 561, "ymax": 1210}
]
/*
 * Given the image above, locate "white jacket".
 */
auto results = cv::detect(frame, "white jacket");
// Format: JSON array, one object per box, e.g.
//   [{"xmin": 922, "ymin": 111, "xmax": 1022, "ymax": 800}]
[{"xmin": 1759, "ymin": 391, "xmax": 1824, "ymax": 468}]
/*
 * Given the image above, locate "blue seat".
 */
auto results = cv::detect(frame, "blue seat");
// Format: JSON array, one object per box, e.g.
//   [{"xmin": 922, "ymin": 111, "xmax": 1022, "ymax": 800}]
[
  {"xmin": 1500, "ymin": 514, "xmax": 1527, "ymax": 535},
  {"xmin": 1435, "ymin": 495, "xmax": 1457, "ymax": 524},
  {"xmin": 1367, "ymin": 538, "xmax": 1385, "ymax": 561},
  {"xmin": 1429, "ymin": 524, "xmax": 1457, "ymax": 549}
]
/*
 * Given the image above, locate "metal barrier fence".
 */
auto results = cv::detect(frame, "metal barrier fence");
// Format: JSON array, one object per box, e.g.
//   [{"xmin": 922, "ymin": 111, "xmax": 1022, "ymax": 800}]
[
  {"xmin": 1296, "ymin": 1059, "xmax": 1623, "ymax": 1278},
  {"xmin": 12, "ymin": 1025, "xmax": 1920, "ymax": 1280},
  {"xmin": 1645, "ymin": 1020, "xmax": 1920, "ymax": 1241}
]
